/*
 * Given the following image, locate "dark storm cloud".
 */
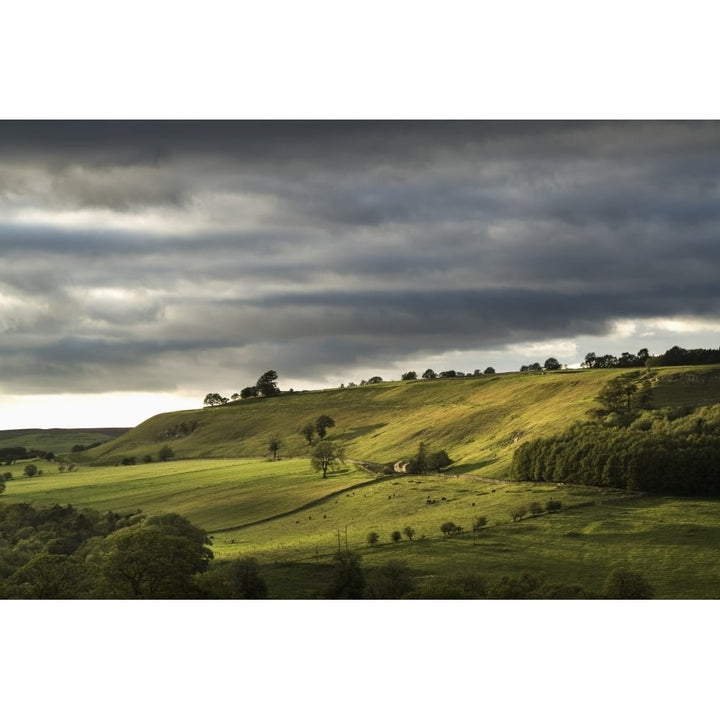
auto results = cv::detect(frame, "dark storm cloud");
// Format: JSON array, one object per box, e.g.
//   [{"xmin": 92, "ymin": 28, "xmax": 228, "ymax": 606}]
[{"xmin": 2, "ymin": 120, "xmax": 720, "ymax": 394}]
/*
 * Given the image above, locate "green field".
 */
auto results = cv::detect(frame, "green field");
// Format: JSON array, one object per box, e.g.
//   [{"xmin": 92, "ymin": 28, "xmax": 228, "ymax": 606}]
[
  {"xmin": 2, "ymin": 457, "xmax": 370, "ymax": 532},
  {"xmin": 4, "ymin": 455, "xmax": 720, "ymax": 598}
]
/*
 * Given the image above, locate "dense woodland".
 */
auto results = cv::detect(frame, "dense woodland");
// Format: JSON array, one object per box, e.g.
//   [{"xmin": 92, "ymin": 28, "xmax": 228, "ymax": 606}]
[
  {"xmin": 0, "ymin": 503, "xmax": 272, "ymax": 599},
  {"xmin": 511, "ymin": 376, "xmax": 720, "ymax": 495}
]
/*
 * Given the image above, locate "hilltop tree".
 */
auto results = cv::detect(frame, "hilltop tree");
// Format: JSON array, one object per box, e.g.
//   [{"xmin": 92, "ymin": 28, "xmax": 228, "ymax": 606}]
[
  {"xmin": 401, "ymin": 371, "xmax": 417, "ymax": 381},
  {"xmin": 203, "ymin": 393, "xmax": 227, "ymax": 407},
  {"xmin": 256, "ymin": 369, "xmax": 281, "ymax": 397},
  {"xmin": 240, "ymin": 386, "xmax": 258, "ymax": 399},
  {"xmin": 300, "ymin": 422, "xmax": 315, "ymax": 445},
  {"xmin": 311, "ymin": 440, "xmax": 345, "ymax": 479},
  {"xmin": 544, "ymin": 357, "xmax": 561, "ymax": 371},
  {"xmin": 422, "ymin": 368, "xmax": 437, "ymax": 379},
  {"xmin": 315, "ymin": 415, "xmax": 336, "ymax": 440},
  {"xmin": 484, "ymin": 367, "xmax": 496, "ymax": 374}
]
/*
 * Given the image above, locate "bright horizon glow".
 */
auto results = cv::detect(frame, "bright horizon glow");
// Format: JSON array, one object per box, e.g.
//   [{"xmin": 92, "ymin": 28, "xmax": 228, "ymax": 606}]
[{"xmin": 0, "ymin": 392, "xmax": 200, "ymax": 431}]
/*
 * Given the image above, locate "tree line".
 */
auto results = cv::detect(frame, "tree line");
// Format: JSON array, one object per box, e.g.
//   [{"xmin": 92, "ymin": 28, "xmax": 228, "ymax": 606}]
[
  {"xmin": 323, "ymin": 550, "xmax": 653, "ymax": 599},
  {"xmin": 511, "ymin": 382, "xmax": 720, "ymax": 495},
  {"xmin": 204, "ymin": 369, "xmax": 281, "ymax": 407}
]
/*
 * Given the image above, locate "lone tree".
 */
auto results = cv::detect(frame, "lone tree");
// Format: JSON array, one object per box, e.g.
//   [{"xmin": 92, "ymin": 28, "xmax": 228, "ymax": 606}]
[
  {"xmin": 300, "ymin": 422, "xmax": 315, "ymax": 445},
  {"xmin": 158, "ymin": 445, "xmax": 175, "ymax": 462},
  {"xmin": 203, "ymin": 392, "xmax": 228, "ymax": 407},
  {"xmin": 391, "ymin": 530, "xmax": 402, "ymax": 543},
  {"xmin": 315, "ymin": 415, "xmax": 335, "ymax": 440},
  {"xmin": 23, "ymin": 463, "xmax": 38, "ymax": 478},
  {"xmin": 440, "ymin": 521, "xmax": 461, "ymax": 536},
  {"xmin": 367, "ymin": 531, "xmax": 379, "ymax": 547},
  {"xmin": 256, "ymin": 369, "xmax": 280, "ymax": 397},
  {"xmin": 268, "ymin": 434, "xmax": 281, "ymax": 461},
  {"xmin": 406, "ymin": 442, "xmax": 429, "ymax": 475},
  {"xmin": 311, "ymin": 441, "xmax": 345, "ymax": 479},
  {"xmin": 403, "ymin": 526, "xmax": 415, "ymax": 541}
]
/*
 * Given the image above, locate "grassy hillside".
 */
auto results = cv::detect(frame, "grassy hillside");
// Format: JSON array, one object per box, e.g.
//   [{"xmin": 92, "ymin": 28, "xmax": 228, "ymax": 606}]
[
  {"xmin": 87, "ymin": 366, "xmax": 720, "ymax": 478},
  {"xmin": 0, "ymin": 427, "xmax": 129, "ymax": 454}
]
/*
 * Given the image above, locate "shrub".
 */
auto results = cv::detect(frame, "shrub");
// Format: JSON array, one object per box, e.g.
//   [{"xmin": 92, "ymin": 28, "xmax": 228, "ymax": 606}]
[
  {"xmin": 403, "ymin": 526, "xmax": 415, "ymax": 541},
  {"xmin": 472, "ymin": 516, "xmax": 487, "ymax": 532},
  {"xmin": 391, "ymin": 530, "xmax": 402, "ymax": 543},
  {"xmin": 440, "ymin": 521, "xmax": 461, "ymax": 536},
  {"xmin": 530, "ymin": 501, "xmax": 543, "ymax": 516},
  {"xmin": 511, "ymin": 506, "xmax": 527, "ymax": 521},
  {"xmin": 368, "ymin": 560, "xmax": 415, "ymax": 599},
  {"xmin": 366, "ymin": 531, "xmax": 379, "ymax": 546},
  {"xmin": 602, "ymin": 568, "xmax": 654, "ymax": 599},
  {"xmin": 546, "ymin": 499, "xmax": 562, "ymax": 513}
]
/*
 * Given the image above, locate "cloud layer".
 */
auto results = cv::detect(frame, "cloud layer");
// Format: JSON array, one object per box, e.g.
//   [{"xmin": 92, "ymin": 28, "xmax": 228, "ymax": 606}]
[{"xmin": 2, "ymin": 121, "xmax": 720, "ymax": 397}]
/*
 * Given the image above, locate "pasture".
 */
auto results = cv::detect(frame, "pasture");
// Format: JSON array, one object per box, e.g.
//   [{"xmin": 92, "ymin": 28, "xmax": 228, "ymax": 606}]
[
  {"xmin": 6, "ymin": 456, "xmax": 720, "ymax": 598},
  {"xmin": 209, "ymin": 470, "xmax": 720, "ymax": 598},
  {"xmin": 1, "ymin": 457, "xmax": 370, "ymax": 532}
]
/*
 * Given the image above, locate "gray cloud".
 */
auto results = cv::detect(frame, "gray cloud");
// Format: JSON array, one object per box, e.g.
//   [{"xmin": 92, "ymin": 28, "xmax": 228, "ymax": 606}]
[{"xmin": 2, "ymin": 121, "xmax": 720, "ymax": 396}]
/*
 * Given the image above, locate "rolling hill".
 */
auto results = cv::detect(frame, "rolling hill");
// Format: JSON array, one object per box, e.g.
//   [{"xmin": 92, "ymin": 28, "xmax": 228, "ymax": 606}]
[
  {"xmin": 0, "ymin": 427, "xmax": 130, "ymax": 454},
  {"xmin": 85, "ymin": 365, "xmax": 720, "ymax": 478}
]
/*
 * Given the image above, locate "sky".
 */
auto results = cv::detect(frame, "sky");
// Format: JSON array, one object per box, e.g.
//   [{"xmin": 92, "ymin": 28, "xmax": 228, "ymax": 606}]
[{"xmin": 2, "ymin": 120, "xmax": 720, "ymax": 429}]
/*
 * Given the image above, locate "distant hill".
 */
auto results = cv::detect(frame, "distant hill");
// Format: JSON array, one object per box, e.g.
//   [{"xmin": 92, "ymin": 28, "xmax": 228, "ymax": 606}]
[
  {"xmin": 0, "ymin": 427, "xmax": 130, "ymax": 455},
  {"xmin": 88, "ymin": 365, "xmax": 720, "ymax": 478}
]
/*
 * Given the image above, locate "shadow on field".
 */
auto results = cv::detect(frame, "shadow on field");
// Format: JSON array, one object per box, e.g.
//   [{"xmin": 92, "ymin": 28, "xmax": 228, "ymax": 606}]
[
  {"xmin": 449, "ymin": 459, "xmax": 499, "ymax": 475},
  {"xmin": 334, "ymin": 423, "xmax": 386, "ymax": 442}
]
